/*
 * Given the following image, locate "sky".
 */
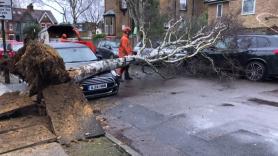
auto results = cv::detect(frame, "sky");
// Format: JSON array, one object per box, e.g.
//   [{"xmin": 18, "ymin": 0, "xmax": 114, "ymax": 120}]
[{"xmin": 18, "ymin": 0, "xmax": 104, "ymax": 23}]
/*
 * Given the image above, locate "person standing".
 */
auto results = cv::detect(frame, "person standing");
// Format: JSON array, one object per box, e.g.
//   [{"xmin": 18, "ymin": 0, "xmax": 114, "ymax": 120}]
[
  {"xmin": 59, "ymin": 34, "xmax": 68, "ymax": 42},
  {"xmin": 118, "ymin": 26, "xmax": 133, "ymax": 80}
]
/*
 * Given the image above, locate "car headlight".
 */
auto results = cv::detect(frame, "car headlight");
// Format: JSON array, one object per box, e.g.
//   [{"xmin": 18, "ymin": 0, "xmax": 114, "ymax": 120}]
[{"xmin": 111, "ymin": 70, "xmax": 118, "ymax": 77}]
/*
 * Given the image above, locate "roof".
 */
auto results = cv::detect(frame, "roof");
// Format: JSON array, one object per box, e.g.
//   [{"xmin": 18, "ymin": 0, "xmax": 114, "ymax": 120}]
[
  {"xmin": 103, "ymin": 10, "xmax": 115, "ymax": 16},
  {"xmin": 48, "ymin": 42, "xmax": 87, "ymax": 49},
  {"xmin": 12, "ymin": 7, "xmax": 58, "ymax": 24}
]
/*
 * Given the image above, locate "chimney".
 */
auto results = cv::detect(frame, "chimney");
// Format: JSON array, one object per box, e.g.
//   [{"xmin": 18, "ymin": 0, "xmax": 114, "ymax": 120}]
[{"xmin": 27, "ymin": 3, "xmax": 34, "ymax": 12}]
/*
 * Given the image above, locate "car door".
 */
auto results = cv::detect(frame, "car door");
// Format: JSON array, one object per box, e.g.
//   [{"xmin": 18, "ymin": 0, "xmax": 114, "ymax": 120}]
[
  {"xmin": 205, "ymin": 38, "xmax": 236, "ymax": 69},
  {"xmin": 252, "ymin": 36, "xmax": 276, "ymax": 74},
  {"xmin": 235, "ymin": 36, "xmax": 258, "ymax": 66}
]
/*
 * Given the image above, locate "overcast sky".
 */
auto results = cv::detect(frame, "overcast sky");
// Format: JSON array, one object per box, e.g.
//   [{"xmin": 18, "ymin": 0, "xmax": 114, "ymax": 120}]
[{"xmin": 20, "ymin": 0, "xmax": 104, "ymax": 23}]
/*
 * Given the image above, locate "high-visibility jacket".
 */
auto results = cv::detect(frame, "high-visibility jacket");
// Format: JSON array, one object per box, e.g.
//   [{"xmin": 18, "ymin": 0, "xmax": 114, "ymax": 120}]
[{"xmin": 118, "ymin": 34, "xmax": 132, "ymax": 58}]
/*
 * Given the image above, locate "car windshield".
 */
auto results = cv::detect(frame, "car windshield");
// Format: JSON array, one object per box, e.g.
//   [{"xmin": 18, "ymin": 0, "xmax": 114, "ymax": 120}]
[{"xmin": 56, "ymin": 47, "xmax": 97, "ymax": 63}]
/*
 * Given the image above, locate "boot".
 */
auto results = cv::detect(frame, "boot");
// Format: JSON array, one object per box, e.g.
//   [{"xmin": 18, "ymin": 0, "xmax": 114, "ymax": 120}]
[{"xmin": 124, "ymin": 68, "xmax": 133, "ymax": 80}]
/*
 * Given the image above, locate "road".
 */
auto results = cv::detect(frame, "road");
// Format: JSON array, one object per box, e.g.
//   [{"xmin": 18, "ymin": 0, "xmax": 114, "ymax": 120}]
[{"xmin": 91, "ymin": 69, "xmax": 278, "ymax": 156}]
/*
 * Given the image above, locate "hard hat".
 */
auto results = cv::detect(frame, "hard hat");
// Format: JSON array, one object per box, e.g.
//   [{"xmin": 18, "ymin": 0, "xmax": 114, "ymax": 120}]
[{"xmin": 123, "ymin": 26, "xmax": 131, "ymax": 33}]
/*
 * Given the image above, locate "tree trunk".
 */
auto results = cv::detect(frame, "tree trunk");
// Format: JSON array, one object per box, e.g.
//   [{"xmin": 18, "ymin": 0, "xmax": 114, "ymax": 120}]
[{"xmin": 69, "ymin": 57, "xmax": 139, "ymax": 82}]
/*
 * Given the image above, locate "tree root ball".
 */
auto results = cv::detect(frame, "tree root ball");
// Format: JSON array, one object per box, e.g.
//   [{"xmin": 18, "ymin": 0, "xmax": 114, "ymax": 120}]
[{"xmin": 13, "ymin": 41, "xmax": 71, "ymax": 96}]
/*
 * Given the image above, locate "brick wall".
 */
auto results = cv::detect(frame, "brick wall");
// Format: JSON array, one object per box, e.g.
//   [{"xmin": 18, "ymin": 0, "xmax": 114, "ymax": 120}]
[
  {"xmin": 208, "ymin": 0, "xmax": 278, "ymax": 29},
  {"xmin": 160, "ymin": 0, "xmax": 207, "ymax": 20},
  {"xmin": 104, "ymin": 0, "xmax": 131, "ymax": 37}
]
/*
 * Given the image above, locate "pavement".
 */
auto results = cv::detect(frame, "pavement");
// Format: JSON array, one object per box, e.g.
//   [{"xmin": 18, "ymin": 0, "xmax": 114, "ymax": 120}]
[
  {"xmin": 0, "ymin": 75, "xmax": 130, "ymax": 156},
  {"xmin": 91, "ymin": 67, "xmax": 278, "ymax": 156}
]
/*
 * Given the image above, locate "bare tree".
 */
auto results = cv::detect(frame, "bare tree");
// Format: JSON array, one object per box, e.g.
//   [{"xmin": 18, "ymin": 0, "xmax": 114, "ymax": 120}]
[
  {"xmin": 36, "ymin": 0, "xmax": 69, "ymax": 23},
  {"xmin": 81, "ymin": 0, "xmax": 104, "ymax": 31},
  {"xmin": 36, "ymin": 0, "xmax": 94, "ymax": 24},
  {"xmin": 68, "ymin": 0, "xmax": 95, "ymax": 24},
  {"xmin": 12, "ymin": 0, "xmax": 34, "ymax": 8},
  {"xmin": 126, "ymin": 0, "xmax": 145, "ymax": 29},
  {"xmin": 256, "ymin": 13, "xmax": 278, "ymax": 34}
]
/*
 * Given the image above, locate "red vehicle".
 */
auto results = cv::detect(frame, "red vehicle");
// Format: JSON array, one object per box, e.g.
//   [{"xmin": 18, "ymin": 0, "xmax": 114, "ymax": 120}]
[
  {"xmin": 0, "ymin": 40, "xmax": 23, "ymax": 61},
  {"xmin": 41, "ymin": 25, "xmax": 97, "ymax": 53}
]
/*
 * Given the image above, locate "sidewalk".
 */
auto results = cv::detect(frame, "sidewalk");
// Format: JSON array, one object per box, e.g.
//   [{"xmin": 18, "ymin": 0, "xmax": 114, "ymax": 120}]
[
  {"xmin": 0, "ymin": 75, "xmax": 132, "ymax": 156},
  {"xmin": 0, "ymin": 74, "xmax": 27, "ymax": 96}
]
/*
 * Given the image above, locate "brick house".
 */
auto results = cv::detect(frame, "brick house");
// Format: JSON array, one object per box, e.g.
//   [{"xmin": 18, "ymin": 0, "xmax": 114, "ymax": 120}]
[
  {"xmin": 103, "ymin": 0, "xmax": 132, "ymax": 37},
  {"xmin": 205, "ymin": 0, "xmax": 278, "ymax": 33},
  {"xmin": 4, "ymin": 3, "xmax": 57, "ymax": 41},
  {"xmin": 160, "ymin": 0, "xmax": 207, "ymax": 21},
  {"xmin": 104, "ymin": 0, "xmax": 207, "ymax": 37}
]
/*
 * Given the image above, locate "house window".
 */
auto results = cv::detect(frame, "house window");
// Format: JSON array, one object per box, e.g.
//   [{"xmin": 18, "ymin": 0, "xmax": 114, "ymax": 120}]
[
  {"xmin": 216, "ymin": 3, "xmax": 223, "ymax": 17},
  {"xmin": 104, "ymin": 16, "xmax": 115, "ymax": 36},
  {"xmin": 9, "ymin": 23, "xmax": 13, "ymax": 31},
  {"xmin": 120, "ymin": 0, "xmax": 127, "ymax": 10},
  {"xmin": 180, "ymin": 0, "xmax": 187, "ymax": 10},
  {"xmin": 164, "ymin": 22, "xmax": 171, "ymax": 30},
  {"xmin": 41, "ymin": 23, "xmax": 46, "ymax": 28},
  {"xmin": 242, "ymin": 0, "xmax": 256, "ymax": 15}
]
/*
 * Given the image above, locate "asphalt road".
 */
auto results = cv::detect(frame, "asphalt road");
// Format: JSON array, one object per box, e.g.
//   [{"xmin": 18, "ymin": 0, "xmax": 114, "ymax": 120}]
[{"xmin": 91, "ymin": 69, "xmax": 278, "ymax": 156}]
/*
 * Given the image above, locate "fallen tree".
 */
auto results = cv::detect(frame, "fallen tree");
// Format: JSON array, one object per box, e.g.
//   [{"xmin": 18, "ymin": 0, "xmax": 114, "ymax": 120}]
[
  {"xmin": 2, "ymin": 18, "xmax": 227, "ymax": 144},
  {"xmin": 70, "ymin": 18, "xmax": 227, "ymax": 81}
]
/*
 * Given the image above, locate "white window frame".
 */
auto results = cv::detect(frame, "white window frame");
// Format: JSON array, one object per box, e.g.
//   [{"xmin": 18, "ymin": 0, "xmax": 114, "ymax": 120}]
[
  {"xmin": 104, "ymin": 16, "xmax": 115, "ymax": 36},
  {"xmin": 180, "ymin": 0, "xmax": 187, "ymax": 11},
  {"xmin": 241, "ymin": 0, "xmax": 256, "ymax": 15},
  {"xmin": 9, "ymin": 23, "xmax": 13, "ymax": 31},
  {"xmin": 216, "ymin": 3, "xmax": 223, "ymax": 17}
]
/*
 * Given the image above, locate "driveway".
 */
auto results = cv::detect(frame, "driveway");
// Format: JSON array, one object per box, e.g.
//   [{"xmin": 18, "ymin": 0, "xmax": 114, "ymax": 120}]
[{"xmin": 91, "ymin": 70, "xmax": 278, "ymax": 156}]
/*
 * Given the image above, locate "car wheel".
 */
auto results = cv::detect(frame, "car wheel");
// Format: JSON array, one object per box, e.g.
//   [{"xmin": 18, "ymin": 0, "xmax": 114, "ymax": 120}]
[
  {"xmin": 112, "ymin": 88, "xmax": 119, "ymax": 95},
  {"xmin": 245, "ymin": 61, "xmax": 266, "ymax": 81}
]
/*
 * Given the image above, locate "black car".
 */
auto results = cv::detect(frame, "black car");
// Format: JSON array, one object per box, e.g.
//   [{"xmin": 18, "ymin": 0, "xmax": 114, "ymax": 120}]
[
  {"xmin": 203, "ymin": 35, "xmax": 278, "ymax": 81},
  {"xmin": 97, "ymin": 40, "xmax": 119, "ymax": 59},
  {"xmin": 50, "ymin": 42, "xmax": 120, "ymax": 98}
]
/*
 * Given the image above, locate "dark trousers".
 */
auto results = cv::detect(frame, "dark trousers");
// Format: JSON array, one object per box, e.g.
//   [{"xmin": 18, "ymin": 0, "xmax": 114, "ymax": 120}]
[{"xmin": 120, "ymin": 65, "xmax": 131, "ymax": 79}]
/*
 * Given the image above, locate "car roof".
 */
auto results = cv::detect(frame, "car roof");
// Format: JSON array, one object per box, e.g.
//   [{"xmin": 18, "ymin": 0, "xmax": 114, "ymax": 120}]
[
  {"xmin": 48, "ymin": 42, "xmax": 87, "ymax": 49},
  {"xmin": 238, "ymin": 34, "xmax": 278, "ymax": 38}
]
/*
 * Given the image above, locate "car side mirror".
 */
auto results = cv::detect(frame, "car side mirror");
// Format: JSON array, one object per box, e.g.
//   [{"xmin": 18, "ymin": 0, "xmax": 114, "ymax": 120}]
[{"xmin": 96, "ymin": 54, "xmax": 103, "ymax": 60}]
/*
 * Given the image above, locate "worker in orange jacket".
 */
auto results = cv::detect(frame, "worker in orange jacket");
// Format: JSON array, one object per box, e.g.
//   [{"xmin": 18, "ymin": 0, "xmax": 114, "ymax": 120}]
[
  {"xmin": 59, "ymin": 34, "xmax": 68, "ymax": 42},
  {"xmin": 118, "ymin": 26, "xmax": 133, "ymax": 80}
]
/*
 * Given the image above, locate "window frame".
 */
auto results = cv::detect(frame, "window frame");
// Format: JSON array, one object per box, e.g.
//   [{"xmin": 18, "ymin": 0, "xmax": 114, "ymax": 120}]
[
  {"xmin": 9, "ymin": 23, "xmax": 13, "ymax": 31},
  {"xmin": 179, "ymin": 0, "xmax": 187, "ymax": 11},
  {"xmin": 104, "ymin": 16, "xmax": 115, "ymax": 36},
  {"xmin": 241, "ymin": 0, "xmax": 256, "ymax": 15},
  {"xmin": 216, "ymin": 3, "xmax": 223, "ymax": 17},
  {"xmin": 255, "ymin": 37, "xmax": 270, "ymax": 48},
  {"xmin": 41, "ymin": 23, "xmax": 46, "ymax": 28}
]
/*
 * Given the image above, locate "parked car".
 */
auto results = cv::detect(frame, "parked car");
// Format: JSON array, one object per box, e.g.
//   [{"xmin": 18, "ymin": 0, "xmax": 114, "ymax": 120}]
[
  {"xmin": 133, "ymin": 42, "xmax": 154, "ymax": 56},
  {"xmin": 0, "ymin": 40, "xmax": 23, "ymax": 62},
  {"xmin": 49, "ymin": 42, "xmax": 120, "ymax": 98},
  {"xmin": 97, "ymin": 40, "xmax": 120, "ymax": 59},
  {"xmin": 203, "ymin": 35, "xmax": 278, "ymax": 81},
  {"xmin": 134, "ymin": 41, "xmax": 187, "ymax": 58}
]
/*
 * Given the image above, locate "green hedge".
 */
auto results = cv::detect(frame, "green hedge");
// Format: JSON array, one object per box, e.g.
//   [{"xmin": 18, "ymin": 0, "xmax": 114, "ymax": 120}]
[{"xmin": 93, "ymin": 34, "xmax": 106, "ymax": 40}]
